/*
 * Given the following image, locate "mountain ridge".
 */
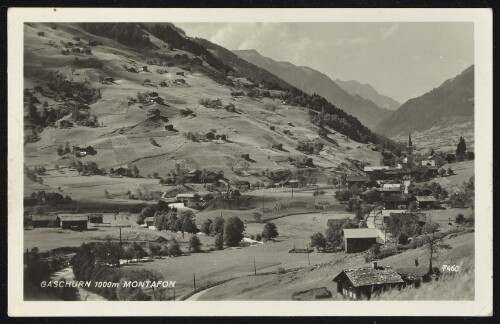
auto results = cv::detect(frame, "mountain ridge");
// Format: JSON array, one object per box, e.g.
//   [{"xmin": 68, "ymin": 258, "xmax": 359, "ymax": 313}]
[
  {"xmin": 334, "ymin": 79, "xmax": 401, "ymax": 110},
  {"xmin": 233, "ymin": 49, "xmax": 392, "ymax": 129},
  {"xmin": 374, "ymin": 65, "xmax": 474, "ymax": 138}
]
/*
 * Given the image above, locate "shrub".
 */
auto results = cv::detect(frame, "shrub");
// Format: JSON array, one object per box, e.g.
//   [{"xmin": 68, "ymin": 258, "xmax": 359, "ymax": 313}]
[
  {"xmin": 456, "ymin": 214, "xmax": 465, "ymax": 224},
  {"xmin": 310, "ymin": 232, "xmax": 327, "ymax": 250},
  {"xmin": 250, "ymin": 234, "xmax": 255, "ymax": 240},
  {"xmin": 168, "ymin": 240, "xmax": 182, "ymax": 256},
  {"xmin": 201, "ymin": 219, "xmax": 212, "ymax": 235},
  {"xmin": 276, "ymin": 266, "xmax": 286, "ymax": 274},
  {"xmin": 255, "ymin": 234, "xmax": 262, "ymax": 242}
]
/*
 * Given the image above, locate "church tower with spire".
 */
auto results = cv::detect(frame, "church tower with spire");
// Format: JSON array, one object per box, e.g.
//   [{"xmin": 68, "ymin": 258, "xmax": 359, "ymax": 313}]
[{"xmin": 406, "ymin": 134, "xmax": 414, "ymax": 169}]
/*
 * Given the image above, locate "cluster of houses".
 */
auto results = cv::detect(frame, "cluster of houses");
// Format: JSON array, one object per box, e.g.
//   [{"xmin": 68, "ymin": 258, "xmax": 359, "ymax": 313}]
[
  {"xmin": 29, "ymin": 213, "xmax": 103, "ymax": 231},
  {"xmin": 333, "ymin": 261, "xmax": 431, "ymax": 300},
  {"xmin": 336, "ymin": 136, "xmax": 444, "ymax": 253}
]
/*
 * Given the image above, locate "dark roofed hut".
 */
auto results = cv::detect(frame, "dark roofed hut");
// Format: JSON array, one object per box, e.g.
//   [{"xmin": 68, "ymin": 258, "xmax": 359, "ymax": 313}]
[
  {"xmin": 333, "ymin": 263, "xmax": 405, "ymax": 300},
  {"xmin": 58, "ymin": 214, "xmax": 88, "ymax": 231},
  {"xmin": 31, "ymin": 214, "xmax": 60, "ymax": 228}
]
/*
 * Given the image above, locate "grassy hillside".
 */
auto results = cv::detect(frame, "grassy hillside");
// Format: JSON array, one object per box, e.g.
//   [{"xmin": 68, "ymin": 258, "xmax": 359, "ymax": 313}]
[
  {"xmin": 234, "ymin": 49, "xmax": 393, "ymax": 129},
  {"xmin": 196, "ymin": 231, "xmax": 474, "ymax": 300},
  {"xmin": 375, "ymin": 65, "xmax": 474, "ymax": 137},
  {"xmin": 24, "ymin": 23, "xmax": 385, "ymax": 204}
]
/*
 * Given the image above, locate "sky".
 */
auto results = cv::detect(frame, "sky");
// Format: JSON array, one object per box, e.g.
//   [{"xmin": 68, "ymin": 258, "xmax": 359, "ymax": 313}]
[{"xmin": 176, "ymin": 22, "xmax": 474, "ymax": 103}]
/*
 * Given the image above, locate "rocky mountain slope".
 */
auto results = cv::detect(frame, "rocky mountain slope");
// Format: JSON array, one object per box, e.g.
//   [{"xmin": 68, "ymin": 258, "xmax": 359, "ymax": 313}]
[
  {"xmin": 233, "ymin": 49, "xmax": 392, "ymax": 129},
  {"xmin": 335, "ymin": 79, "xmax": 400, "ymax": 111},
  {"xmin": 24, "ymin": 23, "xmax": 388, "ymax": 188},
  {"xmin": 375, "ymin": 66, "xmax": 474, "ymax": 138}
]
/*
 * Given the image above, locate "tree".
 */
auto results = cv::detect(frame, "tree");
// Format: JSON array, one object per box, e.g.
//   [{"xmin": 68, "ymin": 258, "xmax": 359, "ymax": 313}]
[
  {"xmin": 455, "ymin": 136, "xmax": 467, "ymax": 161},
  {"xmin": 261, "ymin": 222, "xmax": 279, "ymax": 241},
  {"xmin": 137, "ymin": 206, "xmax": 156, "ymax": 225},
  {"xmin": 325, "ymin": 218, "xmax": 356, "ymax": 248},
  {"xmin": 255, "ymin": 234, "xmax": 262, "ymax": 242},
  {"xmin": 201, "ymin": 219, "xmax": 212, "ymax": 235},
  {"xmin": 179, "ymin": 210, "xmax": 198, "ymax": 238},
  {"xmin": 310, "ymin": 232, "xmax": 327, "ymax": 251},
  {"xmin": 104, "ymin": 189, "xmax": 110, "ymax": 199},
  {"xmin": 422, "ymin": 223, "xmax": 451, "ymax": 275},
  {"xmin": 64, "ymin": 142, "xmax": 71, "ymax": 154},
  {"xmin": 439, "ymin": 168, "xmax": 446, "ymax": 177},
  {"xmin": 456, "ymin": 214, "xmax": 465, "ymax": 224},
  {"xmin": 123, "ymin": 242, "xmax": 147, "ymax": 259},
  {"xmin": 168, "ymin": 240, "xmax": 182, "ymax": 257},
  {"xmin": 447, "ymin": 167, "xmax": 454, "ymax": 175},
  {"xmin": 188, "ymin": 235, "xmax": 202, "ymax": 253},
  {"xmin": 223, "ymin": 216, "xmax": 245, "ymax": 247},
  {"xmin": 210, "ymin": 216, "xmax": 225, "ymax": 236},
  {"xmin": 253, "ymin": 212, "xmax": 262, "ymax": 223},
  {"xmin": 132, "ymin": 165, "xmax": 140, "ymax": 177},
  {"xmin": 398, "ymin": 232, "xmax": 409, "ymax": 245},
  {"xmin": 214, "ymin": 232, "xmax": 224, "ymax": 250}
]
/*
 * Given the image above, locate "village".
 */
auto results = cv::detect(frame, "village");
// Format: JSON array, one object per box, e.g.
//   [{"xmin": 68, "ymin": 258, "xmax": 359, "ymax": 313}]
[
  {"xmin": 20, "ymin": 22, "xmax": 476, "ymax": 302},
  {"xmin": 23, "ymin": 131, "xmax": 475, "ymax": 301}
]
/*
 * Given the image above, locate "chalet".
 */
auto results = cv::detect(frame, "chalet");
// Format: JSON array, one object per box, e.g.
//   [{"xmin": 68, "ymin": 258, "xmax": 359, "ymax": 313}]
[
  {"xmin": 396, "ymin": 267, "xmax": 431, "ymax": 287},
  {"xmin": 280, "ymin": 180, "xmax": 299, "ymax": 188},
  {"xmin": 176, "ymin": 193, "xmax": 196, "ymax": 203},
  {"xmin": 235, "ymin": 180, "xmax": 251, "ymax": 191},
  {"xmin": 346, "ymin": 176, "xmax": 370, "ymax": 189},
  {"xmin": 363, "ymin": 166, "xmax": 391, "ymax": 173},
  {"xmin": 215, "ymin": 134, "xmax": 227, "ymax": 141},
  {"xmin": 31, "ymin": 214, "xmax": 60, "ymax": 228},
  {"xmin": 428, "ymin": 155, "xmax": 446, "ymax": 167},
  {"xmin": 185, "ymin": 170, "xmax": 201, "ymax": 183},
  {"xmin": 332, "ymin": 263, "xmax": 405, "ymax": 300},
  {"xmin": 144, "ymin": 217, "xmax": 156, "ymax": 227},
  {"xmin": 203, "ymin": 171, "xmax": 221, "ymax": 184},
  {"xmin": 176, "ymin": 71, "xmax": 185, "ymax": 76},
  {"xmin": 88, "ymin": 213, "xmax": 103, "ymax": 224},
  {"xmin": 382, "ymin": 194, "xmax": 410, "ymax": 210},
  {"xmin": 73, "ymin": 145, "xmax": 96, "ymax": 155},
  {"xmin": 421, "ymin": 159, "xmax": 436, "ymax": 167},
  {"xmin": 414, "ymin": 196, "xmax": 438, "ymax": 209},
  {"xmin": 381, "ymin": 209, "xmax": 407, "ymax": 223},
  {"xmin": 343, "ymin": 228, "xmax": 379, "ymax": 253},
  {"xmin": 58, "ymin": 214, "xmax": 88, "ymax": 231},
  {"xmin": 164, "ymin": 125, "xmax": 175, "ymax": 131}
]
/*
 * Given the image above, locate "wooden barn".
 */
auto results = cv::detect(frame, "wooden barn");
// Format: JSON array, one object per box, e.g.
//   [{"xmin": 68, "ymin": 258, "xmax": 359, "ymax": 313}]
[
  {"xmin": 58, "ymin": 214, "xmax": 88, "ymax": 231},
  {"xmin": 343, "ymin": 228, "xmax": 379, "ymax": 253},
  {"xmin": 31, "ymin": 214, "xmax": 60, "ymax": 228},
  {"xmin": 332, "ymin": 263, "xmax": 405, "ymax": 300}
]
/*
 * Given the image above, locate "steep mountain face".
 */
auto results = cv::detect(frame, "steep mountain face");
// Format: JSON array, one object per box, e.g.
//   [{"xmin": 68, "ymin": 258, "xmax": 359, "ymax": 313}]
[
  {"xmin": 233, "ymin": 49, "xmax": 392, "ymax": 129},
  {"xmin": 334, "ymin": 79, "xmax": 400, "ymax": 110},
  {"xmin": 23, "ymin": 22, "xmax": 385, "ymax": 190},
  {"xmin": 375, "ymin": 65, "xmax": 474, "ymax": 138}
]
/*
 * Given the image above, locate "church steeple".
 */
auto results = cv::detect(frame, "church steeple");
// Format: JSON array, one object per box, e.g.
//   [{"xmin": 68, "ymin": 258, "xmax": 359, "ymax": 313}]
[{"xmin": 406, "ymin": 134, "xmax": 414, "ymax": 168}]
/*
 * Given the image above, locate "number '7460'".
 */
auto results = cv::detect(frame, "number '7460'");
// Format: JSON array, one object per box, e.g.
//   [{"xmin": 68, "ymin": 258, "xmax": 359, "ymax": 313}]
[{"xmin": 441, "ymin": 264, "xmax": 460, "ymax": 272}]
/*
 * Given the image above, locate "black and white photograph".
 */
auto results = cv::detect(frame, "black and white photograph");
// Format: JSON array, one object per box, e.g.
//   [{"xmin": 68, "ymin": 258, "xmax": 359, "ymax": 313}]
[{"xmin": 7, "ymin": 7, "xmax": 493, "ymax": 317}]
